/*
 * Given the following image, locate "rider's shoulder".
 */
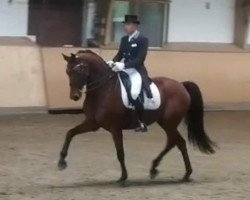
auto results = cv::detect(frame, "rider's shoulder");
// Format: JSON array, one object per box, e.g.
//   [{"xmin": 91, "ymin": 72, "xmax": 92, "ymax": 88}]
[
  {"xmin": 121, "ymin": 35, "xmax": 129, "ymax": 42},
  {"xmin": 137, "ymin": 34, "xmax": 148, "ymax": 43}
]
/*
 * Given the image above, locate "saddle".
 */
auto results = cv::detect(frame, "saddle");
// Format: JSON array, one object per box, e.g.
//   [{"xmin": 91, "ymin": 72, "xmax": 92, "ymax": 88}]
[{"xmin": 117, "ymin": 68, "xmax": 161, "ymax": 110}]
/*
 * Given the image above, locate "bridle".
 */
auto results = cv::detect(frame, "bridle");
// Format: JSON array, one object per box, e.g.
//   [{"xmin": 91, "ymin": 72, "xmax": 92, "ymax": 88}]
[
  {"xmin": 81, "ymin": 72, "xmax": 115, "ymax": 94},
  {"xmin": 72, "ymin": 61, "xmax": 115, "ymax": 94}
]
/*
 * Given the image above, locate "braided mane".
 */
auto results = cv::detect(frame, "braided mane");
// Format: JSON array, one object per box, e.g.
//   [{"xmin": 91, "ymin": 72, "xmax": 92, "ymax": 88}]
[
  {"xmin": 77, "ymin": 50, "xmax": 97, "ymax": 56},
  {"xmin": 76, "ymin": 50, "xmax": 108, "ymax": 66}
]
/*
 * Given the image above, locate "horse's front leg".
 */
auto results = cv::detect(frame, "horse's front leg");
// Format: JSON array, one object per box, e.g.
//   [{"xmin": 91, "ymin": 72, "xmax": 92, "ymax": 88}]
[
  {"xmin": 111, "ymin": 130, "xmax": 128, "ymax": 185},
  {"xmin": 58, "ymin": 119, "xmax": 98, "ymax": 170}
]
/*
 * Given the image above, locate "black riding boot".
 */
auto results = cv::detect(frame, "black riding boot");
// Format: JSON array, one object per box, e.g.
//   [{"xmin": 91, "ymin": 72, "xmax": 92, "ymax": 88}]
[
  {"xmin": 142, "ymin": 78, "xmax": 153, "ymax": 99},
  {"xmin": 134, "ymin": 98, "xmax": 148, "ymax": 133},
  {"xmin": 145, "ymin": 86, "xmax": 153, "ymax": 99}
]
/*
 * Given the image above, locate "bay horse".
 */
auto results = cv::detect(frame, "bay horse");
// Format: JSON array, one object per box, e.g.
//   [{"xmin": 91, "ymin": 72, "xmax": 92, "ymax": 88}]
[{"xmin": 58, "ymin": 50, "xmax": 215, "ymax": 184}]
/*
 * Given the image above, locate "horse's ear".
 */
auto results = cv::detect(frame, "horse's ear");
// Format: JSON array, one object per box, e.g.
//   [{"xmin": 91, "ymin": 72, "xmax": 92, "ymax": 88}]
[
  {"xmin": 62, "ymin": 53, "xmax": 70, "ymax": 62},
  {"xmin": 71, "ymin": 53, "xmax": 76, "ymax": 59}
]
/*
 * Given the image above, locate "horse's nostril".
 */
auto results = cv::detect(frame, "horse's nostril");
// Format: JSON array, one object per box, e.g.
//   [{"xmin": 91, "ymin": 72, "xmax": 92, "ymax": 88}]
[
  {"xmin": 70, "ymin": 94, "xmax": 80, "ymax": 101},
  {"xmin": 73, "ymin": 95, "xmax": 79, "ymax": 100}
]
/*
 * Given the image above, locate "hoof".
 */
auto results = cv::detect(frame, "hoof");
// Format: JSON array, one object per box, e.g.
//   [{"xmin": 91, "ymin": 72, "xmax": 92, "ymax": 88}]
[
  {"xmin": 116, "ymin": 176, "xmax": 128, "ymax": 187},
  {"xmin": 181, "ymin": 176, "xmax": 192, "ymax": 183},
  {"xmin": 117, "ymin": 180, "xmax": 128, "ymax": 187},
  {"xmin": 182, "ymin": 170, "xmax": 192, "ymax": 182},
  {"xmin": 58, "ymin": 160, "xmax": 67, "ymax": 170},
  {"xmin": 150, "ymin": 169, "xmax": 159, "ymax": 179}
]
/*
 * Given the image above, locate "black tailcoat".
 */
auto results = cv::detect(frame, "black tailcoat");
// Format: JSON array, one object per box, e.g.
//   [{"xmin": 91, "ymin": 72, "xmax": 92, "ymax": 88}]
[
  {"xmin": 113, "ymin": 32, "xmax": 152, "ymax": 98},
  {"xmin": 113, "ymin": 33, "xmax": 150, "ymax": 80}
]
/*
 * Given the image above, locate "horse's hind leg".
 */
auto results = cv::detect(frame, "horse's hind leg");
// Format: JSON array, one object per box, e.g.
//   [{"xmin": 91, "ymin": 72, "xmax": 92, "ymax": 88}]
[
  {"xmin": 175, "ymin": 131, "xmax": 193, "ymax": 181},
  {"xmin": 150, "ymin": 126, "xmax": 193, "ymax": 181},
  {"xmin": 58, "ymin": 119, "xmax": 98, "ymax": 170},
  {"xmin": 150, "ymin": 126, "xmax": 177, "ymax": 179}
]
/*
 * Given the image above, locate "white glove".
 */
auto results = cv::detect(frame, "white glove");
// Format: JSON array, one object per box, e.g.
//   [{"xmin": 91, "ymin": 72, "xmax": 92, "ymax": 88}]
[
  {"xmin": 106, "ymin": 60, "xmax": 114, "ymax": 68},
  {"xmin": 112, "ymin": 62, "xmax": 125, "ymax": 72}
]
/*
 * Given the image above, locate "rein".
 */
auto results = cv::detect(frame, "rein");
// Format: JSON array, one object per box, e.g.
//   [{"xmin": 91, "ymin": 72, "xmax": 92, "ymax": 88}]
[{"xmin": 80, "ymin": 69, "xmax": 115, "ymax": 94}]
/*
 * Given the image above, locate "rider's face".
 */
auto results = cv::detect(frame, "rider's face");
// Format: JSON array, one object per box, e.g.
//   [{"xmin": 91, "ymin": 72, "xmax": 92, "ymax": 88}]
[{"xmin": 124, "ymin": 23, "xmax": 138, "ymax": 35}]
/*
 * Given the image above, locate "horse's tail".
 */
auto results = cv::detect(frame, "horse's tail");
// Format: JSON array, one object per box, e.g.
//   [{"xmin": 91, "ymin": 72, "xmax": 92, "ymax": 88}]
[{"xmin": 183, "ymin": 81, "xmax": 216, "ymax": 154}]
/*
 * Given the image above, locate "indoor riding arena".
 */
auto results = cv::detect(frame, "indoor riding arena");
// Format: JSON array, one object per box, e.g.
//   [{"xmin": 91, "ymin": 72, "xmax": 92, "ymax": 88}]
[{"xmin": 1, "ymin": 1, "xmax": 250, "ymax": 200}]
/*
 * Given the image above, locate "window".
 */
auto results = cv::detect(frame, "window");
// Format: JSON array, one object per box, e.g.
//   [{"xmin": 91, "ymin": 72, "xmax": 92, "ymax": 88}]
[
  {"xmin": 0, "ymin": 0, "xmax": 28, "ymax": 36},
  {"xmin": 82, "ymin": 0, "xmax": 105, "ymax": 47},
  {"xmin": 111, "ymin": 0, "xmax": 168, "ymax": 47},
  {"xmin": 112, "ymin": 1, "xmax": 130, "ymax": 43}
]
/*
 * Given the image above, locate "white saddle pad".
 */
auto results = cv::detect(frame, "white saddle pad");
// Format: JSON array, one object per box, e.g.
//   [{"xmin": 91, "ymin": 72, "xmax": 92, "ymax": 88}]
[{"xmin": 118, "ymin": 68, "xmax": 161, "ymax": 110}]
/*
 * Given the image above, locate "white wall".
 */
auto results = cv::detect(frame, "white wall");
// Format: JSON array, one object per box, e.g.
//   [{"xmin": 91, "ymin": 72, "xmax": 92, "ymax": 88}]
[
  {"xmin": 168, "ymin": 0, "xmax": 235, "ymax": 43},
  {"xmin": 0, "ymin": 0, "xmax": 28, "ymax": 36}
]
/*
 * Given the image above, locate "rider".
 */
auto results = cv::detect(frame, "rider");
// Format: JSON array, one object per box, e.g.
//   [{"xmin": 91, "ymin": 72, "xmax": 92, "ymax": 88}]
[{"xmin": 107, "ymin": 15, "xmax": 153, "ymax": 132}]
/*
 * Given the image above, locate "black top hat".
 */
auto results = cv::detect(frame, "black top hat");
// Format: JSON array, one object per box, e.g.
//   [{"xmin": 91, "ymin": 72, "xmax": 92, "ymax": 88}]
[{"xmin": 122, "ymin": 15, "xmax": 140, "ymax": 24}]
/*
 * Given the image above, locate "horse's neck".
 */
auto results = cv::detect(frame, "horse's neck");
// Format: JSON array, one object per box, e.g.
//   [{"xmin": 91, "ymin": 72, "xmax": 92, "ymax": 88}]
[
  {"xmin": 88, "ymin": 63, "xmax": 110, "ymax": 82},
  {"xmin": 86, "ymin": 61, "xmax": 116, "ymax": 93},
  {"xmin": 80, "ymin": 53, "xmax": 117, "ymax": 94}
]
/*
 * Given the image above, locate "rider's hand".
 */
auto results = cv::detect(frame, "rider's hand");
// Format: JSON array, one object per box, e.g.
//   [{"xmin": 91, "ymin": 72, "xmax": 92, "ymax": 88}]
[
  {"xmin": 112, "ymin": 62, "xmax": 125, "ymax": 72},
  {"xmin": 106, "ymin": 60, "xmax": 114, "ymax": 68}
]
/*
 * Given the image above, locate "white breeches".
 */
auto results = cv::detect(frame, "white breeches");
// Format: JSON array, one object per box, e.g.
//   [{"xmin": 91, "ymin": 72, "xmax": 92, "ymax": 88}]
[{"xmin": 121, "ymin": 68, "xmax": 142, "ymax": 100}]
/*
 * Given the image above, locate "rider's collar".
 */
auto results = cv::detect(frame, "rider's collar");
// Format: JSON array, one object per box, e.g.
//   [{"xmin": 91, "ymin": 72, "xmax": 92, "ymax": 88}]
[{"xmin": 128, "ymin": 30, "xmax": 139, "ymax": 42}]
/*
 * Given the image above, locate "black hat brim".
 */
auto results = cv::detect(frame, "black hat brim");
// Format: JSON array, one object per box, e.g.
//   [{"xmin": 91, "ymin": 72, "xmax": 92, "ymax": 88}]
[{"xmin": 122, "ymin": 21, "xmax": 140, "ymax": 25}]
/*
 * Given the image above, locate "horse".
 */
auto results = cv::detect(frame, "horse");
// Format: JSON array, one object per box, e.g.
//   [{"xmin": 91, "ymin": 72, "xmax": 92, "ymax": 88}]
[{"xmin": 58, "ymin": 50, "xmax": 216, "ymax": 185}]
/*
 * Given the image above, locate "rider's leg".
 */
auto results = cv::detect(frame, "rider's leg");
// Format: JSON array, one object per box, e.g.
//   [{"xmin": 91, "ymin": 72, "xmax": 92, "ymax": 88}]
[
  {"xmin": 134, "ymin": 97, "xmax": 147, "ymax": 132},
  {"xmin": 128, "ymin": 69, "xmax": 142, "ymax": 100},
  {"xmin": 142, "ymin": 76, "xmax": 153, "ymax": 99},
  {"xmin": 121, "ymin": 68, "xmax": 148, "ymax": 132}
]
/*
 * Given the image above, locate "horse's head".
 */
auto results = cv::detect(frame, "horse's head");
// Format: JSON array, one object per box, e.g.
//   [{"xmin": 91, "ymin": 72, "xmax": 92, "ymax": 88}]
[{"xmin": 62, "ymin": 53, "xmax": 89, "ymax": 101}]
